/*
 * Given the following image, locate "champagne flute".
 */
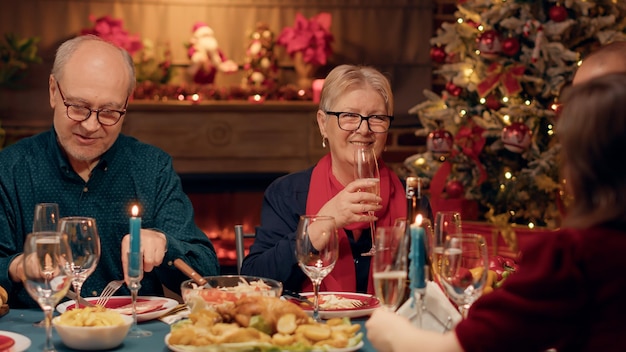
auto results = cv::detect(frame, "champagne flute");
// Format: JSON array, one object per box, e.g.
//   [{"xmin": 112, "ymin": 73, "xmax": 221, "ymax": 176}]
[
  {"xmin": 372, "ymin": 225, "xmax": 408, "ymax": 311},
  {"xmin": 31, "ymin": 203, "xmax": 61, "ymax": 327},
  {"xmin": 127, "ymin": 251, "xmax": 152, "ymax": 337},
  {"xmin": 438, "ymin": 233, "xmax": 488, "ymax": 318},
  {"xmin": 354, "ymin": 147, "xmax": 380, "ymax": 256},
  {"xmin": 58, "ymin": 217, "xmax": 100, "ymax": 309},
  {"xmin": 22, "ymin": 231, "xmax": 73, "ymax": 352},
  {"xmin": 33, "ymin": 203, "xmax": 60, "ymax": 232},
  {"xmin": 295, "ymin": 215, "xmax": 339, "ymax": 322},
  {"xmin": 431, "ymin": 211, "xmax": 462, "ymax": 281}
]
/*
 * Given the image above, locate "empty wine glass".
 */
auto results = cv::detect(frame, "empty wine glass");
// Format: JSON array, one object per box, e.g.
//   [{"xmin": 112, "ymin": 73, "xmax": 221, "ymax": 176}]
[
  {"xmin": 354, "ymin": 147, "xmax": 380, "ymax": 256},
  {"xmin": 22, "ymin": 231, "xmax": 73, "ymax": 352},
  {"xmin": 439, "ymin": 233, "xmax": 488, "ymax": 318},
  {"xmin": 372, "ymin": 225, "xmax": 408, "ymax": 311},
  {"xmin": 431, "ymin": 211, "xmax": 462, "ymax": 281},
  {"xmin": 58, "ymin": 217, "xmax": 100, "ymax": 309},
  {"xmin": 33, "ymin": 203, "xmax": 60, "ymax": 232},
  {"xmin": 295, "ymin": 215, "xmax": 339, "ymax": 322}
]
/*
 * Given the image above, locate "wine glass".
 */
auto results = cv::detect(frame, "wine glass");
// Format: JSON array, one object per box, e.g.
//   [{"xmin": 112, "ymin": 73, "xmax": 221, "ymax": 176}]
[
  {"xmin": 126, "ymin": 251, "xmax": 152, "ymax": 337},
  {"xmin": 354, "ymin": 147, "xmax": 380, "ymax": 256},
  {"xmin": 438, "ymin": 233, "xmax": 488, "ymax": 318},
  {"xmin": 33, "ymin": 203, "xmax": 60, "ymax": 232},
  {"xmin": 58, "ymin": 217, "xmax": 100, "ymax": 309},
  {"xmin": 31, "ymin": 203, "xmax": 61, "ymax": 327},
  {"xmin": 431, "ymin": 211, "xmax": 462, "ymax": 281},
  {"xmin": 22, "ymin": 231, "xmax": 73, "ymax": 352},
  {"xmin": 295, "ymin": 215, "xmax": 339, "ymax": 322},
  {"xmin": 372, "ymin": 225, "xmax": 408, "ymax": 311}
]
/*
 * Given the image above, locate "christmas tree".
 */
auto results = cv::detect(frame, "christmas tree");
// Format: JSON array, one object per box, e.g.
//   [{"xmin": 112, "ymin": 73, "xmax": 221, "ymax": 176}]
[{"xmin": 405, "ymin": 0, "xmax": 626, "ymax": 228}]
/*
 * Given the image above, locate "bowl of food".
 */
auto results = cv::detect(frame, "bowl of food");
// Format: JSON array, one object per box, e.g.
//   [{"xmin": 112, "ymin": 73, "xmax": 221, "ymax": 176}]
[
  {"xmin": 181, "ymin": 275, "xmax": 283, "ymax": 311},
  {"xmin": 52, "ymin": 306, "xmax": 133, "ymax": 350}
]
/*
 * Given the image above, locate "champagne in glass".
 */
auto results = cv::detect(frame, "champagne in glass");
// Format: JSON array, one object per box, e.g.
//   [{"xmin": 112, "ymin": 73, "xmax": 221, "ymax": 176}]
[
  {"xmin": 58, "ymin": 217, "xmax": 100, "ymax": 309},
  {"xmin": 439, "ymin": 233, "xmax": 488, "ymax": 318},
  {"xmin": 354, "ymin": 147, "xmax": 380, "ymax": 256},
  {"xmin": 372, "ymin": 225, "xmax": 408, "ymax": 311},
  {"xmin": 23, "ymin": 231, "xmax": 73, "ymax": 352},
  {"xmin": 295, "ymin": 215, "xmax": 339, "ymax": 322},
  {"xmin": 431, "ymin": 211, "xmax": 461, "ymax": 280}
]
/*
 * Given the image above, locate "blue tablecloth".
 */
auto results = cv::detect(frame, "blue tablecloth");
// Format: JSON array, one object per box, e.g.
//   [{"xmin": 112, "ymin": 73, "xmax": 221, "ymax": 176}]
[{"xmin": 0, "ymin": 308, "xmax": 376, "ymax": 351}]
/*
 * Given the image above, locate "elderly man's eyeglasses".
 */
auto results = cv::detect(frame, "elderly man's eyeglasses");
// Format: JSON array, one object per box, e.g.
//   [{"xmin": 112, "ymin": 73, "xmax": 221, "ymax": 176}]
[
  {"xmin": 325, "ymin": 111, "xmax": 394, "ymax": 133},
  {"xmin": 56, "ymin": 81, "xmax": 128, "ymax": 126}
]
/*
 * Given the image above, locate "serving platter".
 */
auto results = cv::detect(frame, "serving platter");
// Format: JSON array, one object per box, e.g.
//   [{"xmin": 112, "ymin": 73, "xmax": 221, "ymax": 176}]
[{"xmin": 165, "ymin": 334, "xmax": 364, "ymax": 352}]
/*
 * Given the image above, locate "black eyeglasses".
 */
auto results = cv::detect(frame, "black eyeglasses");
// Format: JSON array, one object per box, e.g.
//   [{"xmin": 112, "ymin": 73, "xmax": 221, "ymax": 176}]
[
  {"xmin": 325, "ymin": 111, "xmax": 394, "ymax": 133},
  {"xmin": 56, "ymin": 81, "xmax": 128, "ymax": 126}
]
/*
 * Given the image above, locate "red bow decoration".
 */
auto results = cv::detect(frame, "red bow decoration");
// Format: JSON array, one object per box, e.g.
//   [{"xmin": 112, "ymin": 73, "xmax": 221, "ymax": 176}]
[
  {"xmin": 454, "ymin": 124, "xmax": 487, "ymax": 184},
  {"xmin": 476, "ymin": 62, "xmax": 525, "ymax": 98},
  {"xmin": 277, "ymin": 12, "xmax": 334, "ymax": 66}
]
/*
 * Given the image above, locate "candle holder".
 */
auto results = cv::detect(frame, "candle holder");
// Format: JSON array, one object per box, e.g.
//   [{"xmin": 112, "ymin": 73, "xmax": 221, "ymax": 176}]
[{"xmin": 127, "ymin": 251, "xmax": 151, "ymax": 338}]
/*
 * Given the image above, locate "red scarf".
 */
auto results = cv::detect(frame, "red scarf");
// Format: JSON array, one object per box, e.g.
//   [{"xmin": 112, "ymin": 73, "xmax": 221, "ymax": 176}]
[{"xmin": 302, "ymin": 153, "xmax": 406, "ymax": 294}]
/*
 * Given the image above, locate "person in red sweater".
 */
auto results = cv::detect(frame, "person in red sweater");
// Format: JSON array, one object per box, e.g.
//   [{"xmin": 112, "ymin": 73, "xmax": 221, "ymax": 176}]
[{"xmin": 366, "ymin": 58, "xmax": 626, "ymax": 351}]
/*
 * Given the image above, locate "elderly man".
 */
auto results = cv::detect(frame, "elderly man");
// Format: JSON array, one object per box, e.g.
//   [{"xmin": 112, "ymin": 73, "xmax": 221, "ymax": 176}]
[{"xmin": 0, "ymin": 35, "xmax": 219, "ymax": 308}]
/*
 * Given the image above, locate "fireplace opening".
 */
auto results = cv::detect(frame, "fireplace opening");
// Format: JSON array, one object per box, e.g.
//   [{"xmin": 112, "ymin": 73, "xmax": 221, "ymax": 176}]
[{"xmin": 181, "ymin": 172, "xmax": 285, "ymax": 274}]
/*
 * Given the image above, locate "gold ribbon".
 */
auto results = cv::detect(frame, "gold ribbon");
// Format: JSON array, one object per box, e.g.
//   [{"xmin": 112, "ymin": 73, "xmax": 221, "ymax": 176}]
[{"xmin": 476, "ymin": 63, "xmax": 525, "ymax": 98}]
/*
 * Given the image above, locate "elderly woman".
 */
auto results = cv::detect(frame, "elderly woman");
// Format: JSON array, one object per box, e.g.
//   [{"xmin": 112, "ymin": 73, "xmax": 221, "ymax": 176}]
[
  {"xmin": 366, "ymin": 72, "xmax": 626, "ymax": 352},
  {"xmin": 241, "ymin": 64, "xmax": 431, "ymax": 294}
]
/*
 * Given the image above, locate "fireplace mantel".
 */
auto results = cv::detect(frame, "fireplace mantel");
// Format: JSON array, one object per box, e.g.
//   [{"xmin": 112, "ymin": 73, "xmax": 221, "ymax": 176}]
[{"xmin": 123, "ymin": 100, "xmax": 323, "ymax": 174}]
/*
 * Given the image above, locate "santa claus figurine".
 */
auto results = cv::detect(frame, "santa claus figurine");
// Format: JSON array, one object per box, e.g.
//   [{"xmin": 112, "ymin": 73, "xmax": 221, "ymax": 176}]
[{"xmin": 187, "ymin": 21, "xmax": 238, "ymax": 85}]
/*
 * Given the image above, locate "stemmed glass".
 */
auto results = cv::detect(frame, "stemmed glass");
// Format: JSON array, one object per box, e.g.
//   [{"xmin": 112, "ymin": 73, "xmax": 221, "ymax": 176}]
[
  {"xmin": 295, "ymin": 215, "xmax": 339, "ymax": 322},
  {"xmin": 58, "ymin": 217, "xmax": 100, "ymax": 309},
  {"xmin": 372, "ymin": 225, "xmax": 408, "ymax": 311},
  {"xmin": 33, "ymin": 203, "xmax": 60, "ymax": 232},
  {"xmin": 22, "ymin": 231, "xmax": 73, "ymax": 352},
  {"xmin": 431, "ymin": 211, "xmax": 462, "ymax": 282},
  {"xmin": 31, "ymin": 202, "xmax": 61, "ymax": 327},
  {"xmin": 438, "ymin": 233, "xmax": 488, "ymax": 318},
  {"xmin": 127, "ymin": 251, "xmax": 152, "ymax": 337},
  {"xmin": 354, "ymin": 147, "xmax": 380, "ymax": 256}
]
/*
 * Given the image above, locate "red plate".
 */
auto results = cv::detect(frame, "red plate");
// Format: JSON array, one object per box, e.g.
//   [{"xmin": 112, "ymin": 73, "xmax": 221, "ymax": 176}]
[{"xmin": 56, "ymin": 296, "xmax": 179, "ymax": 322}]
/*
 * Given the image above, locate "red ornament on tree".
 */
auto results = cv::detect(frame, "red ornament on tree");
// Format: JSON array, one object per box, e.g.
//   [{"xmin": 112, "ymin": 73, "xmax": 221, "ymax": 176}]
[
  {"xmin": 501, "ymin": 122, "xmax": 532, "ymax": 153},
  {"xmin": 476, "ymin": 30, "xmax": 502, "ymax": 59},
  {"xmin": 427, "ymin": 129, "xmax": 454, "ymax": 158},
  {"xmin": 549, "ymin": 5, "xmax": 568, "ymax": 22},
  {"xmin": 445, "ymin": 180, "xmax": 464, "ymax": 199},
  {"xmin": 502, "ymin": 37, "xmax": 520, "ymax": 56},
  {"xmin": 445, "ymin": 81, "xmax": 463, "ymax": 97},
  {"xmin": 430, "ymin": 46, "xmax": 446, "ymax": 63}
]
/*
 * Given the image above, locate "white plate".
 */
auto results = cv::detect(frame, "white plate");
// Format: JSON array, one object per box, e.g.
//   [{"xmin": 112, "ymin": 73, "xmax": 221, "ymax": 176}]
[
  {"xmin": 57, "ymin": 296, "xmax": 179, "ymax": 322},
  {"xmin": 165, "ymin": 333, "xmax": 364, "ymax": 352},
  {"xmin": 0, "ymin": 331, "xmax": 31, "ymax": 352},
  {"xmin": 288, "ymin": 292, "xmax": 380, "ymax": 319}
]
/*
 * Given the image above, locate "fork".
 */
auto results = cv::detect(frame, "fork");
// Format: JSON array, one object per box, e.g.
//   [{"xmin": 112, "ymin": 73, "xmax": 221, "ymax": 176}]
[{"xmin": 95, "ymin": 279, "xmax": 125, "ymax": 306}]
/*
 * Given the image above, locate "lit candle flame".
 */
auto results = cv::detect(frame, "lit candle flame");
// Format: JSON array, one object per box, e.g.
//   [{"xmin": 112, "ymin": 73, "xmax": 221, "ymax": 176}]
[
  {"xmin": 131, "ymin": 205, "xmax": 139, "ymax": 217},
  {"xmin": 415, "ymin": 214, "xmax": 423, "ymax": 225}
]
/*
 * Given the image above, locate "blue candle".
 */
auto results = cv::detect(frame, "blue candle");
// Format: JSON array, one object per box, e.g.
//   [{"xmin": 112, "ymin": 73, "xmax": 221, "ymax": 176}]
[
  {"xmin": 129, "ymin": 205, "xmax": 141, "ymax": 277},
  {"xmin": 409, "ymin": 215, "xmax": 426, "ymax": 290}
]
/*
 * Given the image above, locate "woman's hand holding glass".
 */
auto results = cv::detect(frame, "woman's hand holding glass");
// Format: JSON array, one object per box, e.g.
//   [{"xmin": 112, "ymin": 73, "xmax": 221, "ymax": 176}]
[
  {"xmin": 438, "ymin": 233, "xmax": 488, "ymax": 318},
  {"xmin": 23, "ymin": 231, "xmax": 73, "ymax": 352},
  {"xmin": 295, "ymin": 215, "xmax": 339, "ymax": 322}
]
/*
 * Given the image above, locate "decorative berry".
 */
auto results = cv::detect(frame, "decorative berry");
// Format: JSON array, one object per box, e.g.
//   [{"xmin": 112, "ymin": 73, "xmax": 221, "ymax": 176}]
[
  {"xmin": 549, "ymin": 5, "xmax": 568, "ymax": 22},
  {"xmin": 445, "ymin": 81, "xmax": 463, "ymax": 97},
  {"xmin": 430, "ymin": 46, "xmax": 447, "ymax": 63},
  {"xmin": 502, "ymin": 37, "xmax": 520, "ymax": 56}
]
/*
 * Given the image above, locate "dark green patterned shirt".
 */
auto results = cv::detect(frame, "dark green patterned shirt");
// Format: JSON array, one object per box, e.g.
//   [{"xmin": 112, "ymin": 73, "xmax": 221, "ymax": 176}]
[{"xmin": 0, "ymin": 129, "xmax": 219, "ymax": 308}]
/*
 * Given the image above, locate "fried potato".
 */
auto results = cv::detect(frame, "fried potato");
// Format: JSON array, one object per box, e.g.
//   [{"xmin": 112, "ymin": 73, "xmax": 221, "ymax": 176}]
[
  {"xmin": 298, "ymin": 324, "xmax": 332, "ymax": 341},
  {"xmin": 276, "ymin": 313, "xmax": 297, "ymax": 334}
]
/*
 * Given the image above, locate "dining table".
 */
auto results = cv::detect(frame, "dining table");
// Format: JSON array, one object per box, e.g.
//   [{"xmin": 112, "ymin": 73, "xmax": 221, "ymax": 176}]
[{"xmin": 0, "ymin": 307, "xmax": 377, "ymax": 351}]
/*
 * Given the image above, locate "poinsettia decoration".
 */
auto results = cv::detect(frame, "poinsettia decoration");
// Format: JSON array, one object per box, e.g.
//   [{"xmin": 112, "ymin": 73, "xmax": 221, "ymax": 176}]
[
  {"xmin": 81, "ymin": 15, "xmax": 143, "ymax": 55},
  {"xmin": 277, "ymin": 12, "xmax": 333, "ymax": 66}
]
